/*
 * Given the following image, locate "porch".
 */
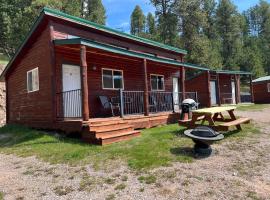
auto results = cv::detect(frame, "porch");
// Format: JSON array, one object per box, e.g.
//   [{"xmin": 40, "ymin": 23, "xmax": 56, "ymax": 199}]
[{"xmin": 52, "ymin": 37, "xmax": 202, "ymax": 144}]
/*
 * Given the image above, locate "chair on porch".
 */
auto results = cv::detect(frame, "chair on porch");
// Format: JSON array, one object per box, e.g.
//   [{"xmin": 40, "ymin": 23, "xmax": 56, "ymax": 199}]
[{"xmin": 99, "ymin": 96, "xmax": 120, "ymax": 116}]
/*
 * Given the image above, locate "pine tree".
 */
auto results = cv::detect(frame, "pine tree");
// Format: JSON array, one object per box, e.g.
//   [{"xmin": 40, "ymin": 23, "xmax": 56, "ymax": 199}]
[
  {"xmin": 82, "ymin": 0, "xmax": 106, "ymax": 25},
  {"xmin": 130, "ymin": 5, "xmax": 146, "ymax": 36},
  {"xmin": 151, "ymin": 0, "xmax": 178, "ymax": 45},
  {"xmin": 216, "ymin": 0, "xmax": 244, "ymax": 70},
  {"xmin": 146, "ymin": 13, "xmax": 156, "ymax": 35}
]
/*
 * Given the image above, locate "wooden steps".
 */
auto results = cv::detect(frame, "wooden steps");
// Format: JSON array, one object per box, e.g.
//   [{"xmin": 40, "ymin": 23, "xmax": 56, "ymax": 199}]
[{"xmin": 82, "ymin": 119, "xmax": 141, "ymax": 145}]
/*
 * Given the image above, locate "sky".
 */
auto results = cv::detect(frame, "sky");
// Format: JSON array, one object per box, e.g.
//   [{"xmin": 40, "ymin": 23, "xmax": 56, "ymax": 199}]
[{"xmin": 102, "ymin": 0, "xmax": 270, "ymax": 33}]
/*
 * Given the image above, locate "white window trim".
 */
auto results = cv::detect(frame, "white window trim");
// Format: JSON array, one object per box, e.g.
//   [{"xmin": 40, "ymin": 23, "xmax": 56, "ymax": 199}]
[
  {"xmin": 150, "ymin": 74, "xmax": 165, "ymax": 91},
  {"xmin": 267, "ymin": 83, "xmax": 270, "ymax": 93},
  {"xmin": 27, "ymin": 67, "xmax": 39, "ymax": 93},
  {"xmin": 102, "ymin": 68, "xmax": 124, "ymax": 90}
]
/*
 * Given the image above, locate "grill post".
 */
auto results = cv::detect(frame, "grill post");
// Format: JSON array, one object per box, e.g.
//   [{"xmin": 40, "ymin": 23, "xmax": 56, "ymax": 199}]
[{"xmin": 119, "ymin": 89, "xmax": 124, "ymax": 118}]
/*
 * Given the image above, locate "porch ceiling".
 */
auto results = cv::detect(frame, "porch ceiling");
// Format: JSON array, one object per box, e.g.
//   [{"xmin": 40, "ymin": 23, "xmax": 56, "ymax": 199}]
[{"xmin": 54, "ymin": 38, "xmax": 210, "ymax": 71}]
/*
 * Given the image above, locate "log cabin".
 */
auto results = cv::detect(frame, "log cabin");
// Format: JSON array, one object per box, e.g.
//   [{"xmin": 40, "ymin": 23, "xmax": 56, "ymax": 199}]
[
  {"xmin": 0, "ymin": 7, "xmax": 208, "ymax": 144},
  {"xmin": 186, "ymin": 70, "xmax": 253, "ymax": 107},
  {"xmin": 0, "ymin": 7, "xmax": 251, "ymax": 145},
  {"xmin": 252, "ymin": 76, "xmax": 270, "ymax": 104}
]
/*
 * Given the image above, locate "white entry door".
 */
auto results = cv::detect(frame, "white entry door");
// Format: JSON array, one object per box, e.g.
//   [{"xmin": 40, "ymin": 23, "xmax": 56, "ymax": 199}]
[
  {"xmin": 210, "ymin": 81, "xmax": 217, "ymax": 105},
  {"xmin": 231, "ymin": 81, "xmax": 236, "ymax": 104},
  {"xmin": 62, "ymin": 64, "xmax": 82, "ymax": 118},
  {"xmin": 173, "ymin": 77, "xmax": 180, "ymax": 111}
]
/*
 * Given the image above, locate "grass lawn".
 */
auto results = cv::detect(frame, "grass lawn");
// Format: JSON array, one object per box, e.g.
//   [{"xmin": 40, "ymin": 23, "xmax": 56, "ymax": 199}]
[
  {"xmin": 0, "ymin": 123, "xmax": 258, "ymax": 170},
  {"xmin": 236, "ymin": 104, "xmax": 270, "ymax": 111}
]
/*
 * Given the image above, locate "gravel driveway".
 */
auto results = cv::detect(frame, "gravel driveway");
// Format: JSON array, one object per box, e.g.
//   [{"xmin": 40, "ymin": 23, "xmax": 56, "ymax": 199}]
[{"xmin": 1, "ymin": 108, "xmax": 270, "ymax": 200}]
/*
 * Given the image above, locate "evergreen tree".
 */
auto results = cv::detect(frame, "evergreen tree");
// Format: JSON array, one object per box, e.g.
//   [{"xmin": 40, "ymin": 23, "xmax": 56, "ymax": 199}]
[
  {"xmin": 130, "ymin": 5, "xmax": 146, "ymax": 36},
  {"xmin": 216, "ymin": 0, "xmax": 243, "ymax": 70},
  {"xmin": 146, "ymin": 13, "xmax": 156, "ymax": 35},
  {"xmin": 151, "ymin": 0, "xmax": 178, "ymax": 45},
  {"xmin": 82, "ymin": 0, "xmax": 106, "ymax": 25}
]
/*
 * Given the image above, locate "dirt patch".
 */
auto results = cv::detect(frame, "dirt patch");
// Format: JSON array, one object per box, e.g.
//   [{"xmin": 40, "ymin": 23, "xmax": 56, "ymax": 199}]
[{"xmin": 0, "ymin": 108, "xmax": 270, "ymax": 199}]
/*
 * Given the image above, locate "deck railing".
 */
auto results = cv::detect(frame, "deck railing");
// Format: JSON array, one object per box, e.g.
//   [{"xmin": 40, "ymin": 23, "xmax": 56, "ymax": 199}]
[
  {"xmin": 56, "ymin": 89, "xmax": 198, "ymax": 118},
  {"xmin": 118, "ymin": 90, "xmax": 198, "ymax": 117},
  {"xmin": 56, "ymin": 89, "xmax": 82, "ymax": 118},
  {"xmin": 220, "ymin": 93, "xmax": 233, "ymax": 104}
]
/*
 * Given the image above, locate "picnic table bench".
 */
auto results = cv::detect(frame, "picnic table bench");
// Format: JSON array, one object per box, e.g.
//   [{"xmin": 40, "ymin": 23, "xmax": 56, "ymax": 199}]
[{"xmin": 179, "ymin": 106, "xmax": 250, "ymax": 132}]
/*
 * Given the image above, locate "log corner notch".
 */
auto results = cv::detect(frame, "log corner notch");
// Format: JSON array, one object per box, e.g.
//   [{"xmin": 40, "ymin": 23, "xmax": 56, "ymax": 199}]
[
  {"xmin": 143, "ymin": 59, "xmax": 149, "ymax": 116},
  {"xmin": 180, "ymin": 66, "xmax": 186, "ymax": 101},
  {"xmin": 80, "ymin": 45, "xmax": 89, "ymax": 121}
]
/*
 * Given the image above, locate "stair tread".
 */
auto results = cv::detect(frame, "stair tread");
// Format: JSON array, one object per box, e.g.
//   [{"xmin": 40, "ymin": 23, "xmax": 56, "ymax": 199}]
[
  {"xmin": 91, "ymin": 125, "xmax": 133, "ymax": 133},
  {"xmin": 100, "ymin": 130, "xmax": 141, "ymax": 140},
  {"xmin": 90, "ymin": 121, "xmax": 127, "ymax": 127}
]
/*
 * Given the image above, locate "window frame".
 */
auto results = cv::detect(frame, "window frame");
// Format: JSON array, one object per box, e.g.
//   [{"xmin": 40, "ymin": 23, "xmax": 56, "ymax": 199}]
[
  {"xmin": 267, "ymin": 83, "xmax": 270, "ymax": 93},
  {"xmin": 150, "ymin": 74, "xmax": 165, "ymax": 91},
  {"xmin": 27, "ymin": 67, "xmax": 39, "ymax": 93},
  {"xmin": 102, "ymin": 68, "xmax": 124, "ymax": 90}
]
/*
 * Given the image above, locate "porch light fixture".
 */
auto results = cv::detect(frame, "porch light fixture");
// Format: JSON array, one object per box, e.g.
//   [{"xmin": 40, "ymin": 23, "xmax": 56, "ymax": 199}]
[{"xmin": 92, "ymin": 65, "xmax": 97, "ymax": 70}]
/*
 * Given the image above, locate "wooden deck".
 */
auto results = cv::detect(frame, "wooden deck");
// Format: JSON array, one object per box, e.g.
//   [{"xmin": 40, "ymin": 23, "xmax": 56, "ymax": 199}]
[{"xmin": 56, "ymin": 112, "xmax": 180, "ymax": 145}]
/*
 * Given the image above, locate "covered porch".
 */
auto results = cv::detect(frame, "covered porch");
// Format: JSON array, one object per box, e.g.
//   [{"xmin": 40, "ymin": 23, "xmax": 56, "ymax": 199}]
[{"xmin": 53, "ymin": 38, "xmax": 203, "ymax": 123}]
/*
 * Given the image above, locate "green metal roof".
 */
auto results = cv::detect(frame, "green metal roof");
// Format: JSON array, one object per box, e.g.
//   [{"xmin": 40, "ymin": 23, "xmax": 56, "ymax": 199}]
[
  {"xmin": 54, "ymin": 38, "xmax": 209, "ymax": 71},
  {"xmin": 252, "ymin": 76, "xmax": 270, "ymax": 83},
  {"xmin": 211, "ymin": 69, "xmax": 252, "ymax": 75},
  {"xmin": 43, "ymin": 7, "xmax": 187, "ymax": 55}
]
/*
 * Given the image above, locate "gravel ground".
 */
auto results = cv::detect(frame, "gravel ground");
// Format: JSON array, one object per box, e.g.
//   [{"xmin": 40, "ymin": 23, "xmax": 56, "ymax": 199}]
[{"xmin": 0, "ymin": 108, "xmax": 270, "ymax": 200}]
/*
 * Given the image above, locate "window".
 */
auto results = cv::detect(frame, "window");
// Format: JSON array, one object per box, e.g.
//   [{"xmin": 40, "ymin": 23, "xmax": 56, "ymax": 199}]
[
  {"xmin": 102, "ymin": 69, "xmax": 123, "ymax": 89},
  {"xmin": 27, "ymin": 68, "xmax": 39, "ymax": 92},
  {"xmin": 151, "ymin": 74, "xmax": 165, "ymax": 91},
  {"xmin": 268, "ymin": 83, "xmax": 270, "ymax": 93}
]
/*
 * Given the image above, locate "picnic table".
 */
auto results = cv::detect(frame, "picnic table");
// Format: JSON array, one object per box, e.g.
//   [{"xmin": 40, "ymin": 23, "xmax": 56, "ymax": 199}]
[{"xmin": 179, "ymin": 106, "xmax": 250, "ymax": 131}]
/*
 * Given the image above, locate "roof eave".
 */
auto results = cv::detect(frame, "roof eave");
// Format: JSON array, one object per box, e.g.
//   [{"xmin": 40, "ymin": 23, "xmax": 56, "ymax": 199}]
[{"xmin": 54, "ymin": 38, "xmax": 208, "ymax": 71}]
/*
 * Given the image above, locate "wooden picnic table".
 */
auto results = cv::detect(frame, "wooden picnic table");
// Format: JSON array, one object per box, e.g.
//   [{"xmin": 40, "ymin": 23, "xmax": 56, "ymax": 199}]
[{"xmin": 179, "ymin": 106, "xmax": 250, "ymax": 131}]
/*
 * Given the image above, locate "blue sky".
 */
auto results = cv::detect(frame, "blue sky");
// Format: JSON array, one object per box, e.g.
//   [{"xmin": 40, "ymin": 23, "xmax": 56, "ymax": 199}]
[{"xmin": 103, "ymin": 0, "xmax": 269, "ymax": 32}]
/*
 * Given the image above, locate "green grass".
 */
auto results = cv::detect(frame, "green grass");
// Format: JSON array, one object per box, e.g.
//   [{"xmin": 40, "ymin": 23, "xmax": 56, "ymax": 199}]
[
  {"xmin": 236, "ymin": 104, "xmax": 270, "ymax": 111},
  {"xmin": 0, "ymin": 122, "xmax": 259, "ymax": 170},
  {"xmin": 0, "ymin": 124, "xmax": 193, "ymax": 170},
  {"xmin": 0, "ymin": 191, "xmax": 4, "ymax": 200}
]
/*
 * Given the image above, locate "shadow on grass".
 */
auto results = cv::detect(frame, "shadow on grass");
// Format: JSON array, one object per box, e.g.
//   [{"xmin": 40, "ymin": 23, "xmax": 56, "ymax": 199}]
[
  {"xmin": 0, "ymin": 124, "xmax": 94, "ymax": 148},
  {"xmin": 170, "ymin": 146, "xmax": 194, "ymax": 157}
]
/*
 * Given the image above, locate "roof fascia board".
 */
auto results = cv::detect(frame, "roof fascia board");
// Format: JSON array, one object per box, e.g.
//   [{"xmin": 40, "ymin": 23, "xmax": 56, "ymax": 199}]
[{"xmin": 54, "ymin": 38, "xmax": 209, "ymax": 71}]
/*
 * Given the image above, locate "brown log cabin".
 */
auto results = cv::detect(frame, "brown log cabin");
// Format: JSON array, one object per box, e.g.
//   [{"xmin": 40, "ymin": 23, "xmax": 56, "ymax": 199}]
[
  {"xmin": 186, "ymin": 71, "xmax": 253, "ymax": 107},
  {"xmin": 0, "ymin": 7, "xmax": 252, "ymax": 144},
  {"xmin": 252, "ymin": 76, "xmax": 270, "ymax": 104}
]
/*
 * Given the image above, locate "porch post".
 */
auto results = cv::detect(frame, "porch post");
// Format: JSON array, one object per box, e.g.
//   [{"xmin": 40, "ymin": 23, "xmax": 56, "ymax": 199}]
[
  {"xmin": 250, "ymin": 74, "xmax": 254, "ymax": 103},
  {"xmin": 180, "ymin": 67, "xmax": 186, "ymax": 101},
  {"xmin": 143, "ymin": 59, "xmax": 149, "ymax": 116},
  {"xmin": 80, "ymin": 45, "xmax": 89, "ymax": 121},
  {"xmin": 216, "ymin": 73, "xmax": 221, "ymax": 106},
  {"xmin": 206, "ymin": 71, "xmax": 211, "ymax": 107},
  {"xmin": 234, "ymin": 74, "xmax": 240, "ymax": 104}
]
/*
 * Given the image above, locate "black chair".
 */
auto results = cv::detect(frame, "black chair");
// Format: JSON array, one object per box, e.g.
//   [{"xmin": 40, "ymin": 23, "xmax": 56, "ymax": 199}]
[{"xmin": 99, "ymin": 96, "xmax": 120, "ymax": 116}]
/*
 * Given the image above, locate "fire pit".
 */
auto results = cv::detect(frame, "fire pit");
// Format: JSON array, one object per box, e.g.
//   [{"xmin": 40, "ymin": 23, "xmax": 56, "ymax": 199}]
[{"xmin": 184, "ymin": 126, "xmax": 224, "ymax": 156}]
